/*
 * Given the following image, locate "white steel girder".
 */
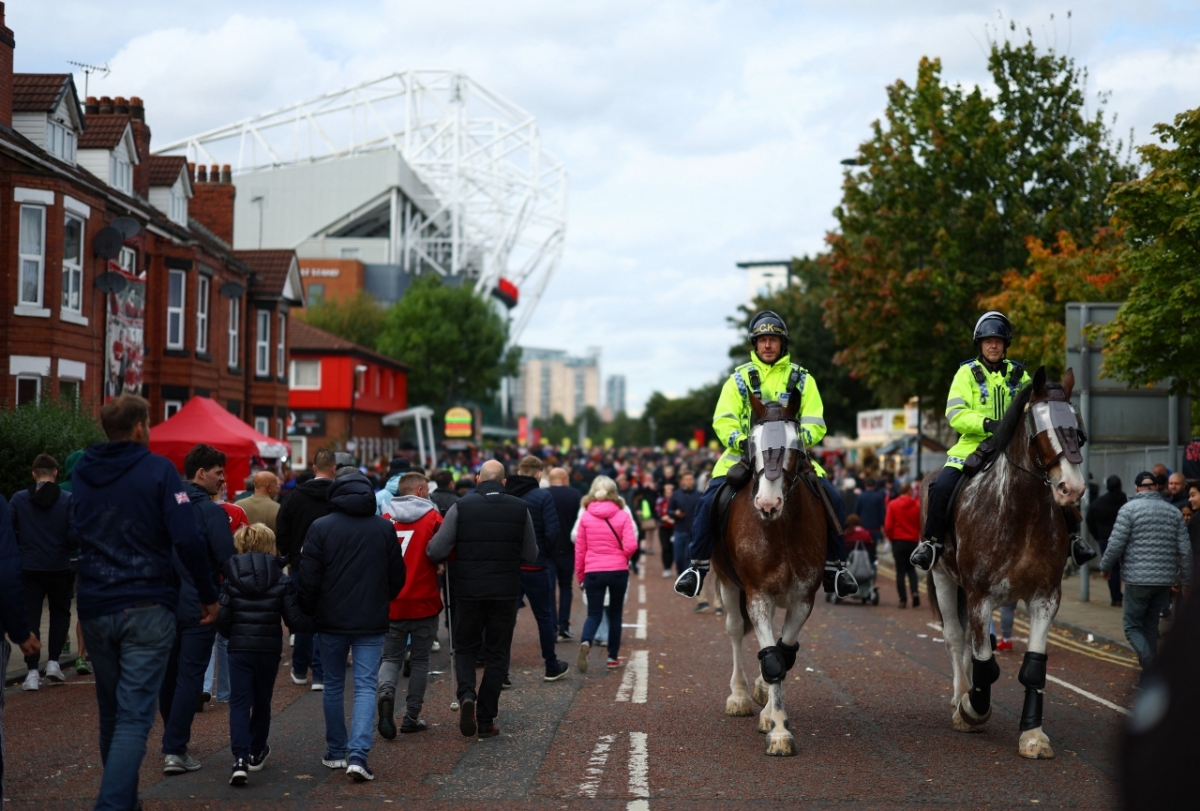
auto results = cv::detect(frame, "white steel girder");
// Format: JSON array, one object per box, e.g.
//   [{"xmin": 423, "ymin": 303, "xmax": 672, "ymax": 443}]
[{"xmin": 155, "ymin": 70, "xmax": 567, "ymax": 343}]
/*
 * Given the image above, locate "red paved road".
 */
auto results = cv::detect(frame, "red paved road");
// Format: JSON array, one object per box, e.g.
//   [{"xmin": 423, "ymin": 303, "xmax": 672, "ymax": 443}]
[{"xmin": 2, "ymin": 562, "xmax": 1133, "ymax": 810}]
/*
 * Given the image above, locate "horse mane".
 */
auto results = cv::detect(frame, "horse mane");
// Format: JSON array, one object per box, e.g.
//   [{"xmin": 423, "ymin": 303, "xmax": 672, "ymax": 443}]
[{"xmin": 987, "ymin": 380, "xmax": 1036, "ymax": 455}]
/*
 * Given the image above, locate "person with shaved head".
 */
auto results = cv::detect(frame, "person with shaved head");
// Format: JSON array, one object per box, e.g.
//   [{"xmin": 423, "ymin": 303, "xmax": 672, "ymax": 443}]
[
  {"xmin": 240, "ymin": 472, "xmax": 281, "ymax": 532},
  {"xmin": 427, "ymin": 459, "xmax": 538, "ymax": 740}
]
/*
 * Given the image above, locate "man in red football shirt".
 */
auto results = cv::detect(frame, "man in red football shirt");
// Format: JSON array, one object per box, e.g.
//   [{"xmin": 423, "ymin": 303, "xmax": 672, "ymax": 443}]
[{"xmin": 377, "ymin": 472, "xmax": 444, "ymax": 737}]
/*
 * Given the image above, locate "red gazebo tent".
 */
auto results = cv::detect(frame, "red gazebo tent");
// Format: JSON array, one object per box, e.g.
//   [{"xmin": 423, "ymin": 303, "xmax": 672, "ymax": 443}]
[{"xmin": 150, "ymin": 397, "xmax": 289, "ymax": 496}]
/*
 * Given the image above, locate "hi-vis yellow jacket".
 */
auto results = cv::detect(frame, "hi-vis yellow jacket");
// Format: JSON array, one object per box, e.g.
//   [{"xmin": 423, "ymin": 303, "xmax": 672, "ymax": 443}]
[
  {"xmin": 944, "ymin": 357, "xmax": 1031, "ymax": 469},
  {"xmin": 712, "ymin": 352, "xmax": 827, "ymax": 479}
]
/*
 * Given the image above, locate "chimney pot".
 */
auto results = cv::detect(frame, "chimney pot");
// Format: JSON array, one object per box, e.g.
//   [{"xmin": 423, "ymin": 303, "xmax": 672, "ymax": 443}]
[
  {"xmin": 85, "ymin": 96, "xmax": 99, "ymax": 115},
  {"xmin": 129, "ymin": 95, "xmax": 144, "ymax": 121},
  {"xmin": 113, "ymin": 96, "xmax": 129, "ymax": 114},
  {"xmin": 221, "ymin": 164, "xmax": 232, "ymax": 183},
  {"xmin": 197, "ymin": 165, "xmax": 208, "ymax": 183},
  {"xmin": 98, "ymin": 95, "xmax": 113, "ymax": 114}
]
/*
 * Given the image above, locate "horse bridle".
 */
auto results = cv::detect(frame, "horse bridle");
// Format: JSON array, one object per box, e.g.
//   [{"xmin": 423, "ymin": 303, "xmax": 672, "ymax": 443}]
[
  {"xmin": 747, "ymin": 403, "xmax": 807, "ymax": 495},
  {"xmin": 1006, "ymin": 389, "xmax": 1085, "ymax": 485}
]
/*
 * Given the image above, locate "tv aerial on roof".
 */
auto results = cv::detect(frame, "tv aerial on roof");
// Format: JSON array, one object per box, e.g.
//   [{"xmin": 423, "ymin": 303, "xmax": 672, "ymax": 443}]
[{"xmin": 66, "ymin": 60, "xmax": 110, "ymax": 97}]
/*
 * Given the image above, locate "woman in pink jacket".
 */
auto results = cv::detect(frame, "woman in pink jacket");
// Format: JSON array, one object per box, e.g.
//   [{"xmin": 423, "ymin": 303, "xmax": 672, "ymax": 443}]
[{"xmin": 574, "ymin": 475, "xmax": 638, "ymax": 672}]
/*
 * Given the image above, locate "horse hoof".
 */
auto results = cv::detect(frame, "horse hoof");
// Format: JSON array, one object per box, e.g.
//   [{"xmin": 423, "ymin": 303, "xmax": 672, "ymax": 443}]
[
  {"xmin": 957, "ymin": 694, "xmax": 991, "ymax": 727},
  {"xmin": 726, "ymin": 695, "xmax": 754, "ymax": 717},
  {"xmin": 1018, "ymin": 728, "xmax": 1055, "ymax": 760},
  {"xmin": 757, "ymin": 713, "xmax": 772, "ymax": 734},
  {"xmin": 951, "ymin": 706, "xmax": 981, "ymax": 733},
  {"xmin": 752, "ymin": 678, "xmax": 769, "ymax": 707},
  {"xmin": 765, "ymin": 733, "xmax": 797, "ymax": 757}
]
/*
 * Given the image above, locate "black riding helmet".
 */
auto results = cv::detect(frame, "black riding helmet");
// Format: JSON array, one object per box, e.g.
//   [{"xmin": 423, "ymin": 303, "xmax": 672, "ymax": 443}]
[
  {"xmin": 973, "ymin": 311, "xmax": 1013, "ymax": 349},
  {"xmin": 748, "ymin": 311, "xmax": 789, "ymax": 357}
]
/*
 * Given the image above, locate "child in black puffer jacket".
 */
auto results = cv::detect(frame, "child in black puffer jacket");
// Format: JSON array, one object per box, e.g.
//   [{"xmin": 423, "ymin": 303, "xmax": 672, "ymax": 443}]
[{"xmin": 218, "ymin": 524, "xmax": 313, "ymax": 786}]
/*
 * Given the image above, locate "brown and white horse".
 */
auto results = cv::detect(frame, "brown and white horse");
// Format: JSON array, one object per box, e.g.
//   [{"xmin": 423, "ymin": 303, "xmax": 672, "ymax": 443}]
[
  {"xmin": 713, "ymin": 391, "xmax": 828, "ymax": 756},
  {"xmin": 927, "ymin": 366, "xmax": 1086, "ymax": 758}
]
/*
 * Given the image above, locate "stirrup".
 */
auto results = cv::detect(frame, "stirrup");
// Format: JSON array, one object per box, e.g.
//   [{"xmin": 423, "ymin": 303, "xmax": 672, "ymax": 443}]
[
  {"xmin": 1069, "ymin": 535, "xmax": 1097, "ymax": 566},
  {"xmin": 834, "ymin": 565, "xmax": 858, "ymax": 599},
  {"xmin": 910, "ymin": 539, "xmax": 941, "ymax": 573},
  {"xmin": 673, "ymin": 565, "xmax": 706, "ymax": 599}
]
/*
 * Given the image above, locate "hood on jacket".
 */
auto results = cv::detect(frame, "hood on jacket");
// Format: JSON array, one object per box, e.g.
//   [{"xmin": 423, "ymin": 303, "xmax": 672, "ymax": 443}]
[
  {"xmin": 384, "ymin": 473, "xmax": 402, "ymax": 496},
  {"xmin": 75, "ymin": 441, "xmax": 150, "ymax": 489},
  {"xmin": 224, "ymin": 552, "xmax": 284, "ymax": 595},
  {"xmin": 296, "ymin": 476, "xmax": 333, "ymax": 502},
  {"xmin": 505, "ymin": 474, "xmax": 540, "ymax": 498},
  {"xmin": 29, "ymin": 480, "xmax": 62, "ymax": 508},
  {"xmin": 327, "ymin": 473, "xmax": 378, "ymax": 516},
  {"xmin": 586, "ymin": 499, "xmax": 622, "ymax": 520},
  {"xmin": 387, "ymin": 494, "xmax": 437, "ymax": 523},
  {"xmin": 60, "ymin": 450, "xmax": 85, "ymax": 493}
]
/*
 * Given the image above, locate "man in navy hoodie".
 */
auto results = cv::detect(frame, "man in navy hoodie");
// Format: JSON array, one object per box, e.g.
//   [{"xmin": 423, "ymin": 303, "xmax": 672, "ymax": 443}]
[
  {"xmin": 72, "ymin": 396, "xmax": 217, "ymax": 811},
  {"xmin": 0, "ymin": 494, "xmax": 40, "ymax": 804}
]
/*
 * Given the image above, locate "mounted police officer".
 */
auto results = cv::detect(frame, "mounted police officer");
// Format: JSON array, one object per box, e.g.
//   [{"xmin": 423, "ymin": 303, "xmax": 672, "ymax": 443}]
[
  {"xmin": 910, "ymin": 311, "xmax": 1097, "ymax": 571},
  {"xmin": 673, "ymin": 311, "xmax": 859, "ymax": 600}
]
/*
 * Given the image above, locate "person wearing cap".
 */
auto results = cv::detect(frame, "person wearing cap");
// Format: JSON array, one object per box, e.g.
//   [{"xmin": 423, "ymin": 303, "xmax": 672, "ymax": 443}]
[
  {"xmin": 1099, "ymin": 471, "xmax": 1193, "ymax": 679},
  {"xmin": 911, "ymin": 311, "xmax": 1095, "ymax": 571},
  {"xmin": 376, "ymin": 457, "xmax": 411, "ymax": 516},
  {"xmin": 673, "ymin": 310, "xmax": 858, "ymax": 601}
]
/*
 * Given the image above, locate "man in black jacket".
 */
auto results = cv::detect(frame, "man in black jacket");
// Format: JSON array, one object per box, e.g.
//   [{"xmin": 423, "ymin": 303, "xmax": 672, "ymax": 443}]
[
  {"xmin": 547, "ymin": 467, "xmax": 582, "ymax": 640},
  {"xmin": 505, "ymin": 456, "xmax": 568, "ymax": 681},
  {"xmin": 428, "ymin": 460, "xmax": 538, "ymax": 740},
  {"xmin": 160, "ymin": 444, "xmax": 237, "ymax": 776},
  {"xmin": 10, "ymin": 454, "xmax": 74, "ymax": 690},
  {"xmin": 275, "ymin": 449, "xmax": 337, "ymax": 688},
  {"xmin": 1087, "ymin": 475, "xmax": 1129, "ymax": 607},
  {"xmin": 1, "ymin": 493, "xmax": 41, "ymax": 805},
  {"xmin": 298, "ymin": 473, "xmax": 405, "ymax": 782}
]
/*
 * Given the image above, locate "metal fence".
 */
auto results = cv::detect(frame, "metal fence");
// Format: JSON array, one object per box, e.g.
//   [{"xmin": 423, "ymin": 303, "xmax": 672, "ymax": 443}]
[{"xmin": 1086, "ymin": 445, "xmax": 1177, "ymax": 496}]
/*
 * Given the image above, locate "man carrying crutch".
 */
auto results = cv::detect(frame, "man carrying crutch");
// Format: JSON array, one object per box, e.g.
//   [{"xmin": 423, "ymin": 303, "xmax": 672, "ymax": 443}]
[{"xmin": 426, "ymin": 460, "xmax": 538, "ymax": 740}]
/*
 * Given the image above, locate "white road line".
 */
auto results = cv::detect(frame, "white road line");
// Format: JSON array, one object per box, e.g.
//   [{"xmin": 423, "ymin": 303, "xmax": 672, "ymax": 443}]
[
  {"xmin": 616, "ymin": 650, "xmax": 649, "ymax": 703},
  {"xmin": 636, "ymin": 609, "xmax": 648, "ymax": 639},
  {"xmin": 1045, "ymin": 674, "xmax": 1130, "ymax": 716},
  {"xmin": 627, "ymin": 802, "xmax": 650, "ymax": 811},
  {"xmin": 637, "ymin": 563, "xmax": 645, "ymax": 580},
  {"xmin": 638, "ymin": 584, "xmax": 646, "ymax": 604},
  {"xmin": 927, "ymin": 622, "xmax": 943, "ymax": 632},
  {"xmin": 628, "ymin": 731, "xmax": 649, "ymax": 798},
  {"xmin": 578, "ymin": 734, "xmax": 616, "ymax": 797}
]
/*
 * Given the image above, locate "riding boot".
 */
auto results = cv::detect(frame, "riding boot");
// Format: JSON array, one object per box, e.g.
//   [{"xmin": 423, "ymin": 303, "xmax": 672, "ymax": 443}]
[
  {"xmin": 910, "ymin": 538, "xmax": 942, "ymax": 573},
  {"xmin": 1069, "ymin": 535, "xmax": 1097, "ymax": 566},
  {"xmin": 674, "ymin": 561, "xmax": 708, "ymax": 599}
]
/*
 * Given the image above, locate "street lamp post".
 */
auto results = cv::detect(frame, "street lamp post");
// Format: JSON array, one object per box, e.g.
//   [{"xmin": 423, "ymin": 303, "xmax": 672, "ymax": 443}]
[{"xmin": 347, "ymin": 364, "xmax": 368, "ymax": 458}]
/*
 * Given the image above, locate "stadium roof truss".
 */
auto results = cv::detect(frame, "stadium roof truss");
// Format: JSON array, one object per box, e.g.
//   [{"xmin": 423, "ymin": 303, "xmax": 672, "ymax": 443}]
[{"xmin": 156, "ymin": 70, "xmax": 567, "ymax": 341}]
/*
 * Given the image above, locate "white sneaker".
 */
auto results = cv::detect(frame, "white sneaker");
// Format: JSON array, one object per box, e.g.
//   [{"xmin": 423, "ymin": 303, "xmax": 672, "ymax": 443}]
[
  {"xmin": 22, "ymin": 669, "xmax": 39, "ymax": 691},
  {"xmin": 290, "ymin": 671, "xmax": 307, "ymax": 685},
  {"xmin": 431, "ymin": 639, "xmax": 441, "ymax": 652},
  {"xmin": 44, "ymin": 660, "xmax": 66, "ymax": 684},
  {"xmin": 289, "ymin": 634, "xmax": 295, "ymax": 647},
  {"xmin": 311, "ymin": 682, "xmax": 324, "ymax": 692}
]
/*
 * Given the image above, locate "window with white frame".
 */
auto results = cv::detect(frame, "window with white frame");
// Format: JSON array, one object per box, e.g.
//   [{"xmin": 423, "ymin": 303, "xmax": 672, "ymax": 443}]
[
  {"xmin": 164, "ymin": 400, "xmax": 183, "ymax": 420},
  {"xmin": 118, "ymin": 247, "xmax": 137, "ymax": 274},
  {"xmin": 169, "ymin": 189, "xmax": 187, "ymax": 226},
  {"xmin": 196, "ymin": 276, "xmax": 210, "ymax": 353},
  {"xmin": 166, "ymin": 270, "xmax": 186, "ymax": 349},
  {"xmin": 15, "ymin": 375, "xmax": 40, "ymax": 406},
  {"xmin": 110, "ymin": 153, "xmax": 133, "ymax": 194},
  {"xmin": 47, "ymin": 120, "xmax": 77, "ymax": 164},
  {"xmin": 228, "ymin": 297, "xmax": 241, "ymax": 368},
  {"xmin": 255, "ymin": 310, "xmax": 271, "ymax": 375},
  {"xmin": 254, "ymin": 416, "xmax": 270, "ymax": 435},
  {"xmin": 276, "ymin": 312, "xmax": 286, "ymax": 377},
  {"xmin": 290, "ymin": 359, "xmax": 320, "ymax": 389},
  {"xmin": 18, "ymin": 206, "xmax": 46, "ymax": 306},
  {"xmin": 61, "ymin": 214, "xmax": 84, "ymax": 312}
]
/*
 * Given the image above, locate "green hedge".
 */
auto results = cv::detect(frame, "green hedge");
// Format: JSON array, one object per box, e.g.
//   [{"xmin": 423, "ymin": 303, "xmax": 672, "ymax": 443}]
[{"xmin": 0, "ymin": 400, "xmax": 105, "ymax": 498}]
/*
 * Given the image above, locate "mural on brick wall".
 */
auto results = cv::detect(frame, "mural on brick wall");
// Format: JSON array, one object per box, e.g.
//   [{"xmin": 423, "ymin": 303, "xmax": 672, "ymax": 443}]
[{"xmin": 104, "ymin": 250, "xmax": 146, "ymax": 402}]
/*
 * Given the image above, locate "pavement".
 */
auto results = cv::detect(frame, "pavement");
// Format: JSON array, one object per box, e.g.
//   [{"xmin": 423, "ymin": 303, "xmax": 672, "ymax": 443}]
[{"xmin": 2, "ymin": 551, "xmax": 1140, "ymax": 810}]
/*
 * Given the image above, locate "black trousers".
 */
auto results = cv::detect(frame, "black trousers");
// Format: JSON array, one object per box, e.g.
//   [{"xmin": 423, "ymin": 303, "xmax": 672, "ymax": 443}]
[
  {"xmin": 453, "ymin": 598, "xmax": 518, "ymax": 726},
  {"xmin": 891, "ymin": 540, "xmax": 920, "ymax": 602},
  {"xmin": 659, "ymin": 527, "xmax": 674, "ymax": 571},
  {"xmin": 22, "ymin": 569, "xmax": 74, "ymax": 670},
  {"xmin": 922, "ymin": 466, "xmax": 963, "ymax": 541},
  {"xmin": 228, "ymin": 650, "xmax": 279, "ymax": 760}
]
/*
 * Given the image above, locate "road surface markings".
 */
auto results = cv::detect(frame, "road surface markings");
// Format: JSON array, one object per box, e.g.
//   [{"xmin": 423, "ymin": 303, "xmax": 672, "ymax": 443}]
[
  {"xmin": 628, "ymin": 731, "xmax": 649, "ymax": 808},
  {"xmin": 616, "ymin": 650, "xmax": 649, "ymax": 703},
  {"xmin": 638, "ymin": 584, "xmax": 646, "ymax": 604},
  {"xmin": 1045, "ymin": 674, "xmax": 1130, "ymax": 716},
  {"xmin": 579, "ymin": 734, "xmax": 616, "ymax": 797},
  {"xmin": 636, "ymin": 609, "xmax": 648, "ymax": 639}
]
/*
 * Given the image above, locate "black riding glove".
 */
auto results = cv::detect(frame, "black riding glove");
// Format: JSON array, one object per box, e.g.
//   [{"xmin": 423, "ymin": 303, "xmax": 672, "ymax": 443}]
[{"xmin": 982, "ymin": 418, "xmax": 998, "ymax": 435}]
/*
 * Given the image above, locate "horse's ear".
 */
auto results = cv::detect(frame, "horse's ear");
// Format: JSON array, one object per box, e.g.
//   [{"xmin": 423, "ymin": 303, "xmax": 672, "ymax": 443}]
[
  {"xmin": 785, "ymin": 387, "xmax": 802, "ymax": 420},
  {"xmin": 749, "ymin": 390, "xmax": 767, "ymax": 422},
  {"xmin": 1032, "ymin": 365, "xmax": 1047, "ymax": 394},
  {"xmin": 1062, "ymin": 368, "xmax": 1075, "ymax": 399}
]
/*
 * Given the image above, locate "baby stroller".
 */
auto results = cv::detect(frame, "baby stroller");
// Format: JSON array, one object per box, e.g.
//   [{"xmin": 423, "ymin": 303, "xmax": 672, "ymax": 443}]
[{"xmin": 828, "ymin": 518, "xmax": 878, "ymax": 605}]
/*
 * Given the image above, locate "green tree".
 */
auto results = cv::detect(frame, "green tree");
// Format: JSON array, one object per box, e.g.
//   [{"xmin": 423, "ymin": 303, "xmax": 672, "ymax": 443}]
[
  {"xmin": 1101, "ymin": 107, "xmax": 1200, "ymax": 396},
  {"xmin": 729, "ymin": 257, "xmax": 875, "ymax": 435},
  {"xmin": 827, "ymin": 34, "xmax": 1135, "ymax": 406},
  {"xmin": 295, "ymin": 292, "xmax": 387, "ymax": 350},
  {"xmin": 376, "ymin": 275, "xmax": 520, "ymax": 410},
  {"xmin": 642, "ymin": 379, "xmax": 724, "ymax": 446},
  {"xmin": 0, "ymin": 399, "xmax": 104, "ymax": 498}
]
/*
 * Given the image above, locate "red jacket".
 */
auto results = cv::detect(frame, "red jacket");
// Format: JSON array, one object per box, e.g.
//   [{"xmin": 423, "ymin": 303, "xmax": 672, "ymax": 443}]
[
  {"xmin": 884, "ymin": 494, "xmax": 921, "ymax": 542},
  {"xmin": 382, "ymin": 496, "xmax": 444, "ymax": 620}
]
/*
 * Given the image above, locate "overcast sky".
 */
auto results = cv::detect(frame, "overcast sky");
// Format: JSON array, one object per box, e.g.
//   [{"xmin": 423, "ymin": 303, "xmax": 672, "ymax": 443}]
[{"xmin": 14, "ymin": 1, "xmax": 1200, "ymax": 412}]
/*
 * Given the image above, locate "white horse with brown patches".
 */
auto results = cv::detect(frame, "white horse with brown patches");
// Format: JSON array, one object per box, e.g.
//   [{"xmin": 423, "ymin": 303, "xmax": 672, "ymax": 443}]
[{"xmin": 925, "ymin": 366, "xmax": 1086, "ymax": 758}]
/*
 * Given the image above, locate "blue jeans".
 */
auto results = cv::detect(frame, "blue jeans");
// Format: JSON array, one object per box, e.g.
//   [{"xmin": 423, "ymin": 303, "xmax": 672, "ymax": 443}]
[
  {"xmin": 1122, "ymin": 584, "xmax": 1172, "ymax": 671},
  {"xmin": 319, "ymin": 633, "xmax": 384, "ymax": 764},
  {"xmin": 228, "ymin": 650, "xmax": 279, "ymax": 760},
  {"xmin": 581, "ymin": 570, "xmax": 630, "ymax": 660},
  {"xmin": 203, "ymin": 633, "xmax": 230, "ymax": 701},
  {"xmin": 518, "ymin": 568, "xmax": 560, "ymax": 669},
  {"xmin": 546, "ymin": 549, "xmax": 576, "ymax": 633},
  {"xmin": 81, "ymin": 604, "xmax": 176, "ymax": 811},
  {"xmin": 292, "ymin": 632, "xmax": 324, "ymax": 684},
  {"xmin": 160, "ymin": 623, "xmax": 218, "ymax": 756},
  {"xmin": 672, "ymin": 530, "xmax": 691, "ymax": 576}
]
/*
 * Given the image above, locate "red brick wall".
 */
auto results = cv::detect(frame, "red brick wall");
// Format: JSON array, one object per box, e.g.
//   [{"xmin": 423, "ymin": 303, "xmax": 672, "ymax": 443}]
[{"xmin": 190, "ymin": 164, "xmax": 235, "ymax": 245}]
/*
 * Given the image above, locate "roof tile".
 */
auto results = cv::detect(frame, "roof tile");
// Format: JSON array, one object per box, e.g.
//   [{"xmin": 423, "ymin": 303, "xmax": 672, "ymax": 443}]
[
  {"xmin": 289, "ymin": 319, "xmax": 410, "ymax": 371},
  {"xmin": 148, "ymin": 155, "xmax": 187, "ymax": 187},
  {"xmin": 13, "ymin": 74, "xmax": 70, "ymax": 113},
  {"xmin": 78, "ymin": 115, "xmax": 130, "ymax": 149},
  {"xmin": 233, "ymin": 249, "xmax": 296, "ymax": 297}
]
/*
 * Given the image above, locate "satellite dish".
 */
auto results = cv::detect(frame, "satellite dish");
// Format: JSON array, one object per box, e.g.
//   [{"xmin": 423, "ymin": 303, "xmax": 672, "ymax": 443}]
[
  {"xmin": 110, "ymin": 216, "xmax": 142, "ymax": 240},
  {"xmin": 92, "ymin": 226, "xmax": 123, "ymax": 260},
  {"xmin": 219, "ymin": 282, "xmax": 245, "ymax": 298},
  {"xmin": 93, "ymin": 272, "xmax": 128, "ymax": 295}
]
